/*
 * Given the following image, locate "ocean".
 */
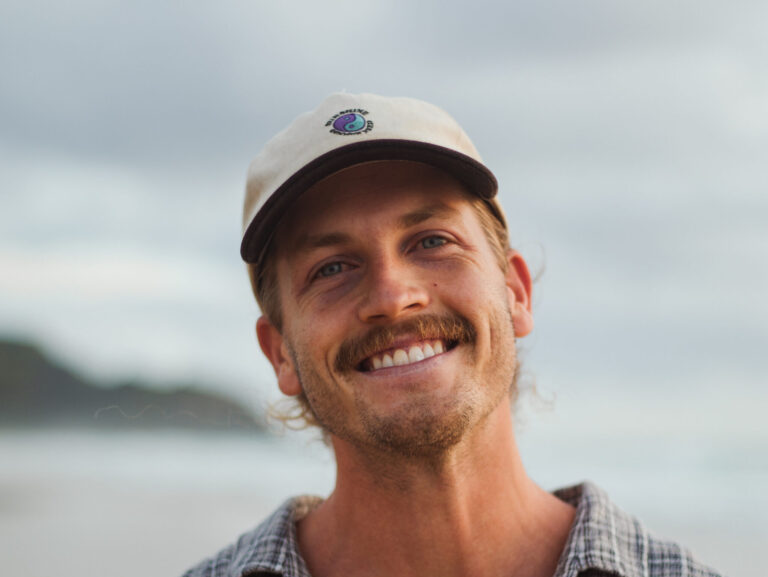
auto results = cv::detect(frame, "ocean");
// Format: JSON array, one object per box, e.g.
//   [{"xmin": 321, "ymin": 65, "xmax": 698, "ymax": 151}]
[{"xmin": 1, "ymin": 428, "xmax": 764, "ymax": 576}]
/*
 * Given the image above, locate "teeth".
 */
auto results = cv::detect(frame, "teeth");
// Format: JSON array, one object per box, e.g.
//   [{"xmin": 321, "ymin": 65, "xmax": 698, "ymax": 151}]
[
  {"xmin": 408, "ymin": 345, "xmax": 424, "ymax": 363},
  {"xmin": 393, "ymin": 349, "xmax": 409, "ymax": 366},
  {"xmin": 367, "ymin": 340, "xmax": 447, "ymax": 371}
]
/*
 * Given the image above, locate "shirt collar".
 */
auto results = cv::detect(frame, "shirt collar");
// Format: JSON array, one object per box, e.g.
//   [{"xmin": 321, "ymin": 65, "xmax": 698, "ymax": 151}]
[
  {"xmin": 230, "ymin": 482, "xmax": 649, "ymax": 577},
  {"xmin": 553, "ymin": 482, "xmax": 649, "ymax": 577},
  {"xmin": 234, "ymin": 495, "xmax": 321, "ymax": 577}
]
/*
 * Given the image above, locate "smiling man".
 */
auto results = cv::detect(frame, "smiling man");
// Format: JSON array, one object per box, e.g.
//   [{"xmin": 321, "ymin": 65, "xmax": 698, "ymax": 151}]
[{"xmin": 182, "ymin": 93, "xmax": 722, "ymax": 577}]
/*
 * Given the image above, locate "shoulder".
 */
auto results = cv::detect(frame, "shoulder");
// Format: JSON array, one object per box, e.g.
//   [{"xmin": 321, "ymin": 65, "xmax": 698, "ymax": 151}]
[
  {"xmin": 180, "ymin": 495, "xmax": 323, "ymax": 577},
  {"xmin": 553, "ymin": 482, "xmax": 724, "ymax": 577},
  {"xmin": 642, "ymin": 530, "xmax": 723, "ymax": 577}
]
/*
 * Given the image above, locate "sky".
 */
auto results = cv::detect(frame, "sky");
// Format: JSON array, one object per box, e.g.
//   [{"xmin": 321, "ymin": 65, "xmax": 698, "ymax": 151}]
[{"xmin": 1, "ymin": 0, "xmax": 767, "ymax": 441}]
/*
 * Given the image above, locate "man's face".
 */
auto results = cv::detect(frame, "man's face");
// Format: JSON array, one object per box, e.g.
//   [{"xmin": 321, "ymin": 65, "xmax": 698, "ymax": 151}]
[{"xmin": 257, "ymin": 161, "xmax": 533, "ymax": 457}]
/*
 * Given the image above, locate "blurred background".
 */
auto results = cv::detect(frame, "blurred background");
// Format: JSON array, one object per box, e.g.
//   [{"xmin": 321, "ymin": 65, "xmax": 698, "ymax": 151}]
[{"xmin": 1, "ymin": 1, "xmax": 766, "ymax": 576}]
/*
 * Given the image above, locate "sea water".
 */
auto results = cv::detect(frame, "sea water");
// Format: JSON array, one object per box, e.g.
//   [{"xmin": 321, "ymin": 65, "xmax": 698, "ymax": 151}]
[{"xmin": 1, "ymin": 428, "xmax": 764, "ymax": 577}]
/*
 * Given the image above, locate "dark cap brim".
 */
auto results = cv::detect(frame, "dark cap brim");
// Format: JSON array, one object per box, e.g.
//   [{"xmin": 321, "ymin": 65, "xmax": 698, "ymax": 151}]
[{"xmin": 240, "ymin": 139, "xmax": 499, "ymax": 268}]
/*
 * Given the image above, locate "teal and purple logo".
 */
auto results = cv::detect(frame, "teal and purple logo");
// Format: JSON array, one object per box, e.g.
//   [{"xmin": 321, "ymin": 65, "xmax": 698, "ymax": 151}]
[
  {"xmin": 325, "ymin": 108, "xmax": 374, "ymax": 135},
  {"xmin": 334, "ymin": 113, "xmax": 366, "ymax": 133}
]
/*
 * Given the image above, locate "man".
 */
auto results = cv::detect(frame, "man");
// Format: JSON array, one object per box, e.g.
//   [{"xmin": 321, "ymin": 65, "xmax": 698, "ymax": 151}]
[{"xmin": 183, "ymin": 93, "xmax": 722, "ymax": 577}]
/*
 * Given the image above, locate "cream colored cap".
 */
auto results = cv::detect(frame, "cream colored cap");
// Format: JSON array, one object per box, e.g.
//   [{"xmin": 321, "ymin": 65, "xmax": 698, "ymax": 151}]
[{"xmin": 241, "ymin": 92, "xmax": 503, "ymax": 268}]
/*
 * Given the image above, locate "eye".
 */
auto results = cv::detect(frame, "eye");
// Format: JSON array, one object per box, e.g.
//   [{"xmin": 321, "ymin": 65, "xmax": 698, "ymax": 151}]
[
  {"xmin": 314, "ymin": 261, "xmax": 346, "ymax": 279},
  {"xmin": 419, "ymin": 235, "xmax": 448, "ymax": 250}
]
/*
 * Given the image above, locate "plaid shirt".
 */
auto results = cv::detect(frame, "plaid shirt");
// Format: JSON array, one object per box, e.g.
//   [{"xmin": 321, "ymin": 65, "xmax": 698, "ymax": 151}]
[{"xmin": 182, "ymin": 482, "xmax": 723, "ymax": 577}]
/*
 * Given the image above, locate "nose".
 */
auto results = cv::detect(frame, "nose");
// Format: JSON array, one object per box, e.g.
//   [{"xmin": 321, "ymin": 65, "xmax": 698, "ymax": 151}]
[{"xmin": 357, "ymin": 256, "xmax": 430, "ymax": 323}]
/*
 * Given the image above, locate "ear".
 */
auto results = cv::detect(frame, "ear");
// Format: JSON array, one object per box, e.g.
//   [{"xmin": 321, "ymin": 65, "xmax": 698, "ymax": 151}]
[
  {"xmin": 505, "ymin": 250, "xmax": 534, "ymax": 338},
  {"xmin": 256, "ymin": 316, "xmax": 302, "ymax": 397}
]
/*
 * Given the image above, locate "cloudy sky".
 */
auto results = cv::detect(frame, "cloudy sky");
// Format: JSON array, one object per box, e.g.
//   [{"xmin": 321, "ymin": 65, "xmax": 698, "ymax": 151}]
[{"xmin": 2, "ymin": 0, "xmax": 767, "ymax": 440}]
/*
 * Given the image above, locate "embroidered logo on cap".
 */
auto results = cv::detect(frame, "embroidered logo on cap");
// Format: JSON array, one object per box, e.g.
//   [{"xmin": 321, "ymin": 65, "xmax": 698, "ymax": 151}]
[{"xmin": 326, "ymin": 109, "xmax": 374, "ymax": 135}]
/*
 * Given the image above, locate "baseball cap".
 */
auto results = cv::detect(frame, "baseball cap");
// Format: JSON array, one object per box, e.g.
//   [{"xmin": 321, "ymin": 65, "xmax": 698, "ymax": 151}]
[{"xmin": 241, "ymin": 92, "xmax": 505, "ymax": 269}]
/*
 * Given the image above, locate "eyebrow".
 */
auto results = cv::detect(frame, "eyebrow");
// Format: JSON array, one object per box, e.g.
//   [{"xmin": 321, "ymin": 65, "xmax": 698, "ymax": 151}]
[
  {"xmin": 398, "ymin": 202, "xmax": 455, "ymax": 228},
  {"xmin": 295, "ymin": 231, "xmax": 352, "ymax": 252},
  {"xmin": 292, "ymin": 201, "xmax": 458, "ymax": 253}
]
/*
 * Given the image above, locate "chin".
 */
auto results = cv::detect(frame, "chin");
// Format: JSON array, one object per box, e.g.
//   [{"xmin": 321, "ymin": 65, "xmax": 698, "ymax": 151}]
[{"xmin": 353, "ymin": 392, "xmax": 478, "ymax": 458}]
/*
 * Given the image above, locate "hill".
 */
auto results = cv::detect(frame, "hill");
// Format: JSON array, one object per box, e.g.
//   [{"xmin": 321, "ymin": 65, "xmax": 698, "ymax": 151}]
[{"xmin": 0, "ymin": 338, "xmax": 266, "ymax": 432}]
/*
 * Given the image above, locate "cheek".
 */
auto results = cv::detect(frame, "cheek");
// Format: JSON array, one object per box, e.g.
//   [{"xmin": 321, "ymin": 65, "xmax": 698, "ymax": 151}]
[
  {"xmin": 435, "ymin": 261, "xmax": 506, "ymax": 303},
  {"xmin": 286, "ymin": 320, "xmax": 340, "ymax": 379}
]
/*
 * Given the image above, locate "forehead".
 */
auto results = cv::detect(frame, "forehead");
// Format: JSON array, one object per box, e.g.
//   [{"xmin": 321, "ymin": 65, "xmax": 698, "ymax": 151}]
[{"xmin": 275, "ymin": 161, "xmax": 475, "ymax": 250}]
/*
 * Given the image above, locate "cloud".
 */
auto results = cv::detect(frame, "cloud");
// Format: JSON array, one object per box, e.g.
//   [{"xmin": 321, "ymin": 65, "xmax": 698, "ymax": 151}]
[{"xmin": 1, "ymin": 0, "xmax": 766, "ymax": 410}]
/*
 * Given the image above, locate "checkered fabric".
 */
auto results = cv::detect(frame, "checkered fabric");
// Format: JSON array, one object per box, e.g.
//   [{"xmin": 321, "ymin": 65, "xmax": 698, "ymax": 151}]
[
  {"xmin": 552, "ymin": 484, "xmax": 722, "ymax": 577},
  {"xmin": 181, "ymin": 482, "xmax": 723, "ymax": 577}
]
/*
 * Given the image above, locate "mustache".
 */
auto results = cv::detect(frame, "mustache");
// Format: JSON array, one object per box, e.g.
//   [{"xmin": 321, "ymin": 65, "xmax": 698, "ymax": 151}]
[{"xmin": 334, "ymin": 313, "xmax": 476, "ymax": 372}]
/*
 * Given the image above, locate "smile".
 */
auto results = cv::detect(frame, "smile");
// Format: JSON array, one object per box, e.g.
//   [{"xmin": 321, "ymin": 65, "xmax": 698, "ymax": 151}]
[{"xmin": 361, "ymin": 340, "xmax": 450, "ymax": 372}]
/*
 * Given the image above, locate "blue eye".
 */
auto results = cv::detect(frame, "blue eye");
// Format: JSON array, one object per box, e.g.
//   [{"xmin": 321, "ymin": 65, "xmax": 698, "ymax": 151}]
[
  {"xmin": 316, "ymin": 262, "xmax": 344, "ymax": 278},
  {"xmin": 420, "ymin": 236, "xmax": 447, "ymax": 249}
]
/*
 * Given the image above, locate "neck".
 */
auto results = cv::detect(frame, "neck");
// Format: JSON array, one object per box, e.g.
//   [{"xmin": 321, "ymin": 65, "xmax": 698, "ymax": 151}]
[{"xmin": 297, "ymin": 400, "xmax": 576, "ymax": 577}]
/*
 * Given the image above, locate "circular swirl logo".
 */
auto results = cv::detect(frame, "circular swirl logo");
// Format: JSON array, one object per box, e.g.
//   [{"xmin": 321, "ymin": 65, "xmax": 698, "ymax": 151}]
[
  {"xmin": 326, "ymin": 109, "xmax": 373, "ymax": 135},
  {"xmin": 332, "ymin": 113, "xmax": 367, "ymax": 134}
]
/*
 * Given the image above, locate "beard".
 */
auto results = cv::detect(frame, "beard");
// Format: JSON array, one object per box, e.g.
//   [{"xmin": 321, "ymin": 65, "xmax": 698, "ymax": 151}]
[{"xmin": 287, "ymin": 307, "xmax": 518, "ymax": 459}]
